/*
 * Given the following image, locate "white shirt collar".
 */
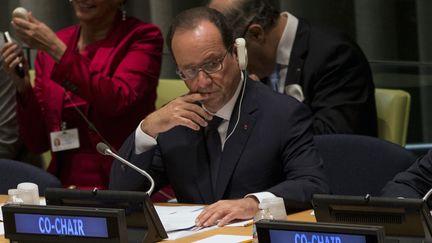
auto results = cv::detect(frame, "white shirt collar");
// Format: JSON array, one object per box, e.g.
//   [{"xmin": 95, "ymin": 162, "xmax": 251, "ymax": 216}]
[{"xmin": 276, "ymin": 12, "xmax": 299, "ymax": 66}]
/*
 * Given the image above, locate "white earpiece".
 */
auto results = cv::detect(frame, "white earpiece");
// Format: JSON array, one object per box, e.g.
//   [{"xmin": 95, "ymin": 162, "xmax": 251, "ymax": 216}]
[{"xmin": 235, "ymin": 38, "xmax": 247, "ymax": 70}]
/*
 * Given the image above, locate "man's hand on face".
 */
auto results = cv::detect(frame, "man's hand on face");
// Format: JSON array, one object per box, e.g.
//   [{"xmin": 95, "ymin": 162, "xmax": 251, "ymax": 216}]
[
  {"xmin": 140, "ymin": 93, "xmax": 213, "ymax": 138},
  {"xmin": 195, "ymin": 197, "xmax": 259, "ymax": 227}
]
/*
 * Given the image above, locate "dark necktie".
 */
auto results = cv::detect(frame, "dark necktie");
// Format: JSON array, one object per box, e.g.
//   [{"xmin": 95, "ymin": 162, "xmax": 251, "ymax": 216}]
[{"xmin": 205, "ymin": 116, "xmax": 224, "ymax": 191}]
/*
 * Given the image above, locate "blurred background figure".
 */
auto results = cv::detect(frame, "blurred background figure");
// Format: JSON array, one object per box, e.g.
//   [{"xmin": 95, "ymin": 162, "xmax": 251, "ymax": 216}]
[
  {"xmin": 209, "ymin": 0, "xmax": 377, "ymax": 136},
  {"xmin": 0, "ymin": 32, "xmax": 21, "ymax": 160},
  {"xmin": 0, "ymin": 0, "xmax": 163, "ymax": 189}
]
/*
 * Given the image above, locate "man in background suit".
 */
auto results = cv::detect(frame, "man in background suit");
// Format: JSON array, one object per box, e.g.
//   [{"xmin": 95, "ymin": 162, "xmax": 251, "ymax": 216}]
[
  {"xmin": 110, "ymin": 7, "xmax": 328, "ymax": 227},
  {"xmin": 209, "ymin": 0, "xmax": 378, "ymax": 135}
]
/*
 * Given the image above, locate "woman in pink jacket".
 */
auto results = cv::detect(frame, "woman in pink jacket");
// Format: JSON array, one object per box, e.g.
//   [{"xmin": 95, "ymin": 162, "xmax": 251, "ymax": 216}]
[{"xmin": 1, "ymin": 0, "xmax": 163, "ymax": 189}]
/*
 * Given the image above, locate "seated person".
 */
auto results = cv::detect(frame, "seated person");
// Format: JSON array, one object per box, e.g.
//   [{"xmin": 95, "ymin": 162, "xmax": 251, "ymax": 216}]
[
  {"xmin": 209, "ymin": 0, "xmax": 377, "ymax": 135},
  {"xmin": 381, "ymin": 150, "xmax": 431, "ymax": 198},
  {"xmin": 109, "ymin": 7, "xmax": 329, "ymax": 227}
]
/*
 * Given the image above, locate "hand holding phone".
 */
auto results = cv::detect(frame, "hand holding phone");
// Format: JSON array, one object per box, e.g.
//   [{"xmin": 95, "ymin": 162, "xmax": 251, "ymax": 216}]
[{"xmin": 3, "ymin": 31, "xmax": 25, "ymax": 78}]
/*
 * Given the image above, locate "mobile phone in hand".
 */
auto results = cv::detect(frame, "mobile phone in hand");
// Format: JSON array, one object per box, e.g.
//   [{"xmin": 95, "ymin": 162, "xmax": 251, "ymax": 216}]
[{"xmin": 3, "ymin": 31, "xmax": 25, "ymax": 78}]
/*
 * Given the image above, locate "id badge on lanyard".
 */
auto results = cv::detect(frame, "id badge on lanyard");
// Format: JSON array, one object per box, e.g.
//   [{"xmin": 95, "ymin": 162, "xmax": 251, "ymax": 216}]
[{"xmin": 50, "ymin": 122, "xmax": 80, "ymax": 152}]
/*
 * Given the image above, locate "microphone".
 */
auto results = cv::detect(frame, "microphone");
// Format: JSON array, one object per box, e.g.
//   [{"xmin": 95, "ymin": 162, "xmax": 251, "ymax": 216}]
[
  {"xmin": 96, "ymin": 142, "xmax": 155, "ymax": 195},
  {"xmin": 3, "ymin": 31, "xmax": 25, "ymax": 78}
]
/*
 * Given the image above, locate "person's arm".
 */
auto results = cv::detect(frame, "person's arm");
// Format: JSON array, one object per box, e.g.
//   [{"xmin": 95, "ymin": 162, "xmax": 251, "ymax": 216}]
[
  {"xmin": 310, "ymin": 38, "xmax": 377, "ymax": 136},
  {"xmin": 381, "ymin": 150, "xmax": 432, "ymax": 198},
  {"xmin": 49, "ymin": 23, "xmax": 163, "ymax": 117},
  {"xmin": 110, "ymin": 93, "xmax": 213, "ymax": 190},
  {"xmin": 0, "ymin": 40, "xmax": 32, "ymax": 93},
  {"xmin": 15, "ymin": 51, "xmax": 51, "ymax": 154},
  {"xmin": 12, "ymin": 13, "xmax": 66, "ymax": 62}
]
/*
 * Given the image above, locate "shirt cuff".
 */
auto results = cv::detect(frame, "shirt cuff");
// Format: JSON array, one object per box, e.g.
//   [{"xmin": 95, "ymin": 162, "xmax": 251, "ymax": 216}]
[
  {"xmin": 245, "ymin": 192, "xmax": 276, "ymax": 203},
  {"xmin": 134, "ymin": 120, "xmax": 157, "ymax": 154}
]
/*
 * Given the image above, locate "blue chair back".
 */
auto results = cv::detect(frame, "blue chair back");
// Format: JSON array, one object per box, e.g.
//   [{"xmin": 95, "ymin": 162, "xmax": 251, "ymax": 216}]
[
  {"xmin": 314, "ymin": 134, "xmax": 417, "ymax": 196},
  {"xmin": 0, "ymin": 159, "xmax": 62, "ymax": 195}
]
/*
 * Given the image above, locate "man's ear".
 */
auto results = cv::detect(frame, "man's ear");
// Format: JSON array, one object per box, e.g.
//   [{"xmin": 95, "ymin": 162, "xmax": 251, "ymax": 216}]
[{"xmin": 245, "ymin": 24, "xmax": 266, "ymax": 44}]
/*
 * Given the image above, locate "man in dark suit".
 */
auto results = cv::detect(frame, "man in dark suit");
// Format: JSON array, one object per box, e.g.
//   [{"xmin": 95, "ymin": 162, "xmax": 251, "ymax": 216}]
[
  {"xmin": 209, "ymin": 0, "xmax": 378, "ymax": 135},
  {"xmin": 109, "ymin": 7, "xmax": 328, "ymax": 227},
  {"xmin": 381, "ymin": 150, "xmax": 431, "ymax": 199}
]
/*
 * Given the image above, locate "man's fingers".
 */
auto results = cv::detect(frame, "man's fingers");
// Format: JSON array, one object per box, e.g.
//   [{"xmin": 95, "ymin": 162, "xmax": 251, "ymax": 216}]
[
  {"xmin": 168, "ymin": 108, "xmax": 208, "ymax": 129},
  {"xmin": 176, "ymin": 117, "xmax": 201, "ymax": 131},
  {"xmin": 180, "ymin": 109, "xmax": 209, "ymax": 127},
  {"xmin": 183, "ymin": 103, "xmax": 213, "ymax": 121},
  {"xmin": 195, "ymin": 201, "xmax": 228, "ymax": 227},
  {"xmin": 218, "ymin": 212, "xmax": 236, "ymax": 227},
  {"xmin": 197, "ymin": 209, "xmax": 225, "ymax": 227},
  {"xmin": 203, "ymin": 210, "xmax": 225, "ymax": 227},
  {"xmin": 195, "ymin": 204, "xmax": 217, "ymax": 227},
  {"xmin": 182, "ymin": 92, "xmax": 210, "ymax": 103},
  {"xmin": 169, "ymin": 98, "xmax": 212, "ymax": 126}
]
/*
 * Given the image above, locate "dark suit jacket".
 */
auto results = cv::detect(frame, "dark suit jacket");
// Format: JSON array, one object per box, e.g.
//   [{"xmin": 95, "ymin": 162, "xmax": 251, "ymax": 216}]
[
  {"xmin": 381, "ymin": 150, "xmax": 432, "ymax": 198},
  {"xmin": 285, "ymin": 18, "xmax": 377, "ymax": 136},
  {"xmin": 110, "ymin": 79, "xmax": 329, "ymax": 210}
]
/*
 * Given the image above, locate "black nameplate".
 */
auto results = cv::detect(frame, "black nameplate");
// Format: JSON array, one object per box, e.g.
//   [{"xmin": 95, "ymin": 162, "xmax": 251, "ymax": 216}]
[
  {"xmin": 2, "ymin": 204, "xmax": 128, "ymax": 243},
  {"xmin": 257, "ymin": 220, "xmax": 385, "ymax": 243}
]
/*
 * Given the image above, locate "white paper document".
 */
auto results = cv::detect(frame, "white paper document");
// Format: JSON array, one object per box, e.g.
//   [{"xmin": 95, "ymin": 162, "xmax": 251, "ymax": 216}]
[
  {"xmin": 155, "ymin": 205, "xmax": 252, "ymax": 240},
  {"xmin": 155, "ymin": 205, "xmax": 209, "ymax": 240},
  {"xmin": 155, "ymin": 205, "xmax": 204, "ymax": 232},
  {"xmin": 193, "ymin": 234, "xmax": 252, "ymax": 243},
  {"xmin": 0, "ymin": 203, "xmax": 3, "ymax": 221},
  {"xmin": 0, "ymin": 203, "xmax": 5, "ymax": 235},
  {"xmin": 225, "ymin": 219, "xmax": 253, "ymax": 227}
]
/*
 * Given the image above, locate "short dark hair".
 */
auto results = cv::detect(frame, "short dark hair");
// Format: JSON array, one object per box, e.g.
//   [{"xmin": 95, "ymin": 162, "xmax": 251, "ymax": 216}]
[
  {"xmin": 211, "ymin": 0, "xmax": 280, "ymax": 38},
  {"xmin": 166, "ymin": 7, "xmax": 234, "ymax": 56}
]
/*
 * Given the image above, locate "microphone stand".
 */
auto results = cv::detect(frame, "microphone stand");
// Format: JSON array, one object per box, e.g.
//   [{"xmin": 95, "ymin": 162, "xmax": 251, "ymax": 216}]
[{"xmin": 97, "ymin": 143, "xmax": 155, "ymax": 195}]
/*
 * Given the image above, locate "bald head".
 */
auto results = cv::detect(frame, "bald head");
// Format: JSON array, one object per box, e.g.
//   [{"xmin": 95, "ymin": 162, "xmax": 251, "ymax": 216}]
[
  {"xmin": 208, "ymin": 0, "xmax": 280, "ymax": 38},
  {"xmin": 208, "ymin": 0, "xmax": 237, "ymax": 13}
]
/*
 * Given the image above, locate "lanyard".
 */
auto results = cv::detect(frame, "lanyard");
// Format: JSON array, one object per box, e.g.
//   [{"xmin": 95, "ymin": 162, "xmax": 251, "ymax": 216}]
[{"xmin": 63, "ymin": 89, "xmax": 118, "ymax": 153}]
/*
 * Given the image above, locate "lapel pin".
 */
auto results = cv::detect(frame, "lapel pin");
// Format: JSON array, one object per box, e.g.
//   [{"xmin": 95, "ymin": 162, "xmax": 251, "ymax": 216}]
[{"xmin": 243, "ymin": 124, "xmax": 248, "ymax": 130}]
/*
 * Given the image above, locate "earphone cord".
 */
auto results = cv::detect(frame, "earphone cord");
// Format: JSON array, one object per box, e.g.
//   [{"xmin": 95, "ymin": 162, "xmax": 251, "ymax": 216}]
[
  {"xmin": 63, "ymin": 90, "xmax": 118, "ymax": 153},
  {"xmin": 224, "ymin": 70, "xmax": 247, "ymax": 143},
  {"xmin": 423, "ymin": 187, "xmax": 432, "ymax": 201}
]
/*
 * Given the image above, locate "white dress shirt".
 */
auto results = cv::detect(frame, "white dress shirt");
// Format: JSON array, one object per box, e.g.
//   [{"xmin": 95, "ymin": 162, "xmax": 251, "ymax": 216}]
[{"xmin": 274, "ymin": 12, "xmax": 304, "ymax": 102}]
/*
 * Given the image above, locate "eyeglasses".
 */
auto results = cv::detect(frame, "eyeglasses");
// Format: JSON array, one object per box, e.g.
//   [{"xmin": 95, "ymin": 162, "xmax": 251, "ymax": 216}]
[{"xmin": 176, "ymin": 50, "xmax": 229, "ymax": 81}]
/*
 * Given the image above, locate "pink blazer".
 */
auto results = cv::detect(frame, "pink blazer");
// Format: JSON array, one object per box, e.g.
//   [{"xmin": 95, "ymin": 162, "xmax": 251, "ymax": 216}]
[{"xmin": 17, "ymin": 14, "xmax": 163, "ymax": 189}]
